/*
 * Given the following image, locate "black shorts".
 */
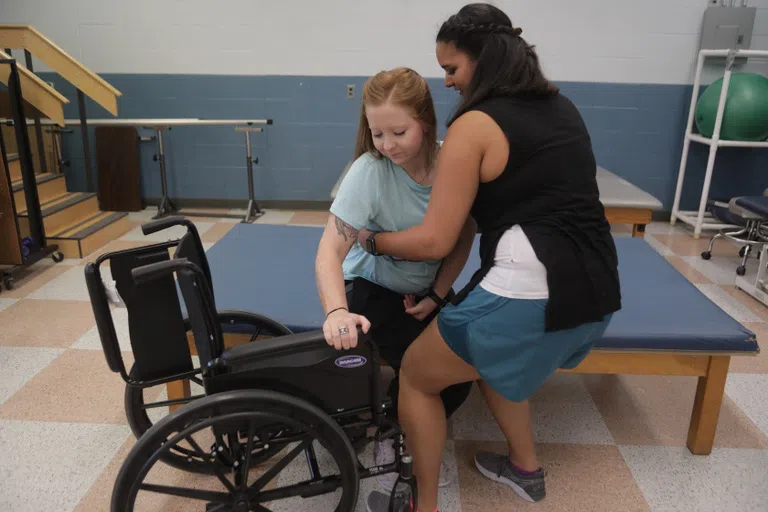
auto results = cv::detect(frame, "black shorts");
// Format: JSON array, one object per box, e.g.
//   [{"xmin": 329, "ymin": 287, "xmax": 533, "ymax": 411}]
[
  {"xmin": 345, "ymin": 277, "xmax": 471, "ymax": 418},
  {"xmin": 345, "ymin": 278, "xmax": 438, "ymax": 369}
]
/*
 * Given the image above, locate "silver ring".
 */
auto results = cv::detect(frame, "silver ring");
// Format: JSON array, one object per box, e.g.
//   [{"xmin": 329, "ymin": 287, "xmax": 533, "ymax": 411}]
[{"xmin": 338, "ymin": 326, "xmax": 349, "ymax": 335}]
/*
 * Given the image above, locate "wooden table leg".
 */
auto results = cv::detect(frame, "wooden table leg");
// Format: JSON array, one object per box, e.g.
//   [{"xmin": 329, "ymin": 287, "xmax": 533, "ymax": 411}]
[
  {"xmin": 687, "ymin": 355, "xmax": 730, "ymax": 455},
  {"xmin": 166, "ymin": 379, "xmax": 191, "ymax": 413},
  {"xmin": 632, "ymin": 223, "xmax": 646, "ymax": 238}
]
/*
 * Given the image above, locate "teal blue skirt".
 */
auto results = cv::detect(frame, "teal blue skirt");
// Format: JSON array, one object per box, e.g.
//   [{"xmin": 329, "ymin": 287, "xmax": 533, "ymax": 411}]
[{"xmin": 437, "ymin": 286, "xmax": 613, "ymax": 402}]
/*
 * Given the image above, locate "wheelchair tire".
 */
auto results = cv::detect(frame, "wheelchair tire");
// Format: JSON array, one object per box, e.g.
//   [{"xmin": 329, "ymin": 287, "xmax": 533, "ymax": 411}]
[
  {"xmin": 112, "ymin": 389, "xmax": 360, "ymax": 512},
  {"xmin": 124, "ymin": 310, "xmax": 293, "ymax": 473}
]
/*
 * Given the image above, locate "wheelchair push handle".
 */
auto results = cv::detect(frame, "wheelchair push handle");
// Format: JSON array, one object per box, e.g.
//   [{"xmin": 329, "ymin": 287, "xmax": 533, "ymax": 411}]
[{"xmin": 141, "ymin": 216, "xmax": 194, "ymax": 236}]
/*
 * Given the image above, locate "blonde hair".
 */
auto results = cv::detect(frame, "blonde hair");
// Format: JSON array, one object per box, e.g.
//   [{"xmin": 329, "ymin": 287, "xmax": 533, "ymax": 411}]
[{"xmin": 353, "ymin": 67, "xmax": 438, "ymax": 171}]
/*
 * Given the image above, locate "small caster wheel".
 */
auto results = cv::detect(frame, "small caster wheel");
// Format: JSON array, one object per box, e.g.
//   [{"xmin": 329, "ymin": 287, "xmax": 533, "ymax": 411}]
[
  {"xmin": 52, "ymin": 252, "xmax": 64, "ymax": 263},
  {"xmin": 737, "ymin": 266, "xmax": 746, "ymax": 276},
  {"xmin": 701, "ymin": 251, "xmax": 712, "ymax": 260},
  {"xmin": 3, "ymin": 275, "xmax": 14, "ymax": 291}
]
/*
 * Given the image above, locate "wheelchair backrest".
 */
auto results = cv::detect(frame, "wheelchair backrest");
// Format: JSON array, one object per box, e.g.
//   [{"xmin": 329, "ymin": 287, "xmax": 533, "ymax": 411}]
[
  {"xmin": 84, "ymin": 216, "xmax": 221, "ymax": 386},
  {"xmin": 85, "ymin": 242, "xmax": 194, "ymax": 384}
]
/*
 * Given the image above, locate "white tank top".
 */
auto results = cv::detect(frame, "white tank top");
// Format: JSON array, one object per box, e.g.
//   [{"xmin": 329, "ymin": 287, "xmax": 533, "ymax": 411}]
[{"xmin": 479, "ymin": 225, "xmax": 549, "ymax": 299}]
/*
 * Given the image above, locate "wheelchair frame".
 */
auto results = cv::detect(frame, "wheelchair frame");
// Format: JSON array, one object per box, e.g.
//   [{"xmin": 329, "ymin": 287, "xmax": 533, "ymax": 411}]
[{"xmin": 84, "ymin": 216, "xmax": 409, "ymax": 511}]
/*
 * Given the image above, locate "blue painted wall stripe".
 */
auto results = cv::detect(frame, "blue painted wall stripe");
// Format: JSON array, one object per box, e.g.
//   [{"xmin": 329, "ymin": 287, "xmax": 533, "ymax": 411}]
[{"xmin": 36, "ymin": 73, "xmax": 768, "ymax": 209}]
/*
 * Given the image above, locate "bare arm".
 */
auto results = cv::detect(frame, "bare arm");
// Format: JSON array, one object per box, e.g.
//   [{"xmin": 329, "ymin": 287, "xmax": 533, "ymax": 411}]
[
  {"xmin": 362, "ymin": 111, "xmax": 489, "ymax": 261},
  {"xmin": 432, "ymin": 216, "xmax": 477, "ymax": 300},
  {"xmin": 315, "ymin": 214, "xmax": 358, "ymax": 315}
]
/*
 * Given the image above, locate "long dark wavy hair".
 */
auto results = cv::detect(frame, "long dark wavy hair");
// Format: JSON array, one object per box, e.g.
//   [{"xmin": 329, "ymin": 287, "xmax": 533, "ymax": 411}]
[{"xmin": 437, "ymin": 3, "xmax": 559, "ymax": 125}]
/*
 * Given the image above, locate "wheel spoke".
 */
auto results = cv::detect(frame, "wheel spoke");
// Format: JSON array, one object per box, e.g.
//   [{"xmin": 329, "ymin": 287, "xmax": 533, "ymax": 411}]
[
  {"xmin": 184, "ymin": 435, "xmax": 237, "ymax": 494},
  {"xmin": 240, "ymin": 422, "xmax": 257, "ymax": 491},
  {"xmin": 138, "ymin": 482, "xmax": 230, "ymax": 502},
  {"xmin": 248, "ymin": 327, "xmax": 263, "ymax": 343},
  {"xmin": 248, "ymin": 439, "xmax": 311, "ymax": 495}
]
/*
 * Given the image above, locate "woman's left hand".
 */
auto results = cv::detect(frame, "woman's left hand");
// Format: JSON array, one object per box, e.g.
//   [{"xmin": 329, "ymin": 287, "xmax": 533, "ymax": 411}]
[{"xmin": 403, "ymin": 294, "xmax": 438, "ymax": 321}]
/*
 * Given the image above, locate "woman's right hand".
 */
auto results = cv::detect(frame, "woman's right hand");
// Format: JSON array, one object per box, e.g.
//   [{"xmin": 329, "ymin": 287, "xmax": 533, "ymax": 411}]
[{"xmin": 322, "ymin": 309, "xmax": 371, "ymax": 350}]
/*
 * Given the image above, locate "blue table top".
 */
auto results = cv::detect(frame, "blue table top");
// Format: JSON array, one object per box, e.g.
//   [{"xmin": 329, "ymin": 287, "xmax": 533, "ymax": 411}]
[{"xmin": 203, "ymin": 224, "xmax": 758, "ymax": 354}]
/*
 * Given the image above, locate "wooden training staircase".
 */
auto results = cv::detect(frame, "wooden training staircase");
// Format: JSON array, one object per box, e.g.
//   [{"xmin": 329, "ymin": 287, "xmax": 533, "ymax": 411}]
[{"xmin": 0, "ymin": 26, "xmax": 132, "ymax": 259}]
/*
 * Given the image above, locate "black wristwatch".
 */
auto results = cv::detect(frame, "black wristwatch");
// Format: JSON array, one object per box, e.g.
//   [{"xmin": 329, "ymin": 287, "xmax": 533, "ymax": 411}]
[
  {"xmin": 364, "ymin": 231, "xmax": 381, "ymax": 256},
  {"xmin": 427, "ymin": 289, "xmax": 448, "ymax": 308}
]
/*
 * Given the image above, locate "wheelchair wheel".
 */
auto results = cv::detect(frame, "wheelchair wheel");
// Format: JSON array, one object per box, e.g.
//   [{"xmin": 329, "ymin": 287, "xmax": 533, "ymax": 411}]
[
  {"xmin": 125, "ymin": 311, "xmax": 293, "ymax": 473},
  {"xmin": 112, "ymin": 389, "xmax": 359, "ymax": 512}
]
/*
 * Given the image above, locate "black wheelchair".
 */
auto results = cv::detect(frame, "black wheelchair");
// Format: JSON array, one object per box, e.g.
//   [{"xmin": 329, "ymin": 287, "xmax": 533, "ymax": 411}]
[{"xmin": 84, "ymin": 216, "xmax": 412, "ymax": 511}]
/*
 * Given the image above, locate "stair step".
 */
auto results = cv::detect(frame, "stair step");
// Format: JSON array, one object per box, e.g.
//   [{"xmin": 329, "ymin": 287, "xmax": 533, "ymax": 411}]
[
  {"xmin": 17, "ymin": 192, "xmax": 100, "ymax": 239},
  {"xmin": 48, "ymin": 211, "xmax": 132, "ymax": 259},
  {"xmin": 19, "ymin": 192, "xmax": 96, "ymax": 218},
  {"xmin": 11, "ymin": 174, "xmax": 67, "ymax": 213},
  {"xmin": 11, "ymin": 173, "xmax": 62, "ymax": 192}
]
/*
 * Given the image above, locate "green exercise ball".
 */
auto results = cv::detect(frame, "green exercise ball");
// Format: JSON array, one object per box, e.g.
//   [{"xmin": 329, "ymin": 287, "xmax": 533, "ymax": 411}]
[{"xmin": 694, "ymin": 72, "xmax": 768, "ymax": 141}]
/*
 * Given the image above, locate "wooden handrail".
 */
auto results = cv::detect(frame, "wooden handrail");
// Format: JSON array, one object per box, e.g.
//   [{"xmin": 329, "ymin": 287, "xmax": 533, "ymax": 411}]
[
  {"xmin": 0, "ymin": 25, "xmax": 121, "ymax": 116},
  {"xmin": 0, "ymin": 50, "xmax": 67, "ymax": 126}
]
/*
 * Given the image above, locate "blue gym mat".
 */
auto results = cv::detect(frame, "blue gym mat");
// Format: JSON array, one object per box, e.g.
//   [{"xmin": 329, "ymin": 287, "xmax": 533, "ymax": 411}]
[{"xmin": 204, "ymin": 224, "xmax": 758, "ymax": 353}]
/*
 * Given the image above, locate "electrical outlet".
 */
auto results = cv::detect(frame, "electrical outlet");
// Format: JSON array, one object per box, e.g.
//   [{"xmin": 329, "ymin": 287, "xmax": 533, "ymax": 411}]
[{"xmin": 347, "ymin": 84, "xmax": 355, "ymax": 99}]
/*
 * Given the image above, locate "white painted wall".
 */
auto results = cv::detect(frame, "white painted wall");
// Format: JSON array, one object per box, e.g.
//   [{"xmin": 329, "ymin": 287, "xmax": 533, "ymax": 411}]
[{"xmin": 2, "ymin": 0, "xmax": 767, "ymax": 84}]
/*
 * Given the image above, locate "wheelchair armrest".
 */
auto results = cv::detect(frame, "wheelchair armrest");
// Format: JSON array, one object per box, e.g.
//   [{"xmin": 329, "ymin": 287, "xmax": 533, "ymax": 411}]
[
  {"xmin": 141, "ymin": 215, "xmax": 194, "ymax": 235},
  {"xmin": 220, "ymin": 328, "xmax": 367, "ymax": 366}
]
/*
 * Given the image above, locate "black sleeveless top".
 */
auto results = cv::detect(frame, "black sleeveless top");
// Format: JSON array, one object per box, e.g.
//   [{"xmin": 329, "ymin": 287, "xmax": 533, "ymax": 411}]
[{"xmin": 453, "ymin": 93, "xmax": 622, "ymax": 332}]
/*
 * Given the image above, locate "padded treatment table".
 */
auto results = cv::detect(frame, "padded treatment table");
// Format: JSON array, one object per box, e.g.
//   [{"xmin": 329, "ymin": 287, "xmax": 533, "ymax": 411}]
[
  {"xmin": 174, "ymin": 224, "xmax": 758, "ymax": 455},
  {"xmin": 331, "ymin": 164, "xmax": 663, "ymax": 237}
]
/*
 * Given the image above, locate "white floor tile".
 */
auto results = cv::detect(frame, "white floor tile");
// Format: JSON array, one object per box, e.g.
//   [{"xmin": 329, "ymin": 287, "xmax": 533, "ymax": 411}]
[
  {"xmin": 71, "ymin": 307, "xmax": 131, "ymax": 352},
  {"xmin": 0, "ymin": 298, "xmax": 18, "ymax": 312},
  {"xmin": 694, "ymin": 284, "xmax": 764, "ymax": 323},
  {"xmin": 450, "ymin": 375, "xmax": 614, "ymax": 445},
  {"xmin": 0, "ymin": 347, "xmax": 63, "ymax": 404},
  {"xmin": 682, "ymin": 255, "xmax": 758, "ymax": 286},
  {"xmin": 644, "ymin": 235, "xmax": 674, "ymax": 257},
  {"xmin": 0, "ymin": 420, "xmax": 131, "ymax": 512},
  {"xmin": 620, "ymin": 445, "xmax": 768, "ymax": 512},
  {"xmin": 726, "ymin": 373, "xmax": 768, "ymax": 437}
]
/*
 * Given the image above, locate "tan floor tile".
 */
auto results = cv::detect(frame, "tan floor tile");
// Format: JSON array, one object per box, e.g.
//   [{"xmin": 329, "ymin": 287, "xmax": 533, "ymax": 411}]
[
  {"xmin": 720, "ymin": 285, "xmax": 768, "ymax": 322},
  {"xmin": 730, "ymin": 323, "xmax": 768, "ymax": 373},
  {"xmin": 0, "ymin": 299, "xmax": 96, "ymax": 348},
  {"xmin": 0, "ymin": 349, "xmax": 132, "ymax": 423},
  {"xmin": 455, "ymin": 441, "xmax": 650, "ymax": 511},
  {"xmin": 583, "ymin": 374, "xmax": 768, "ymax": 449},
  {"xmin": 200, "ymin": 221, "xmax": 236, "ymax": 244},
  {"xmin": 289, "ymin": 210, "xmax": 329, "ymax": 226},
  {"xmin": 0, "ymin": 263, "xmax": 71, "ymax": 298},
  {"xmin": 664, "ymin": 255, "xmax": 712, "ymax": 284}
]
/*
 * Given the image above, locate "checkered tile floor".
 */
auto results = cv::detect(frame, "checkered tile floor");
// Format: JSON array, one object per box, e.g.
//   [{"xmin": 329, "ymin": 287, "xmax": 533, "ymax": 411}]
[{"xmin": 1, "ymin": 207, "xmax": 767, "ymax": 511}]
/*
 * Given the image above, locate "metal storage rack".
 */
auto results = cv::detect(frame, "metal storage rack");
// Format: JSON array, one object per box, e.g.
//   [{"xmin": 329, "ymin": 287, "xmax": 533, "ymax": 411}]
[{"xmin": 670, "ymin": 48, "xmax": 768, "ymax": 239}]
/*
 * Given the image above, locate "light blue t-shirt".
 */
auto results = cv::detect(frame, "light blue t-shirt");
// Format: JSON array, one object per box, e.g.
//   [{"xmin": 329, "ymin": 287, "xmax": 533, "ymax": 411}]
[{"xmin": 329, "ymin": 152, "xmax": 442, "ymax": 295}]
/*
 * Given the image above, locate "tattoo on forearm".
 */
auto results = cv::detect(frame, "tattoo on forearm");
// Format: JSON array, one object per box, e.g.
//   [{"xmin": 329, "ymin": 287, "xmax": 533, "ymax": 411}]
[{"xmin": 335, "ymin": 217, "xmax": 359, "ymax": 241}]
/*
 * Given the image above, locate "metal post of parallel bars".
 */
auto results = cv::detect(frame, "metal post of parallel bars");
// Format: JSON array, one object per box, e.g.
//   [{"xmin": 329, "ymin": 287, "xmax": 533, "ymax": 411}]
[
  {"xmin": 2, "ymin": 59, "xmax": 49, "ymax": 257},
  {"xmin": 23, "ymin": 49, "xmax": 49, "ymax": 175},
  {"xmin": 77, "ymin": 90, "xmax": 94, "ymax": 194}
]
